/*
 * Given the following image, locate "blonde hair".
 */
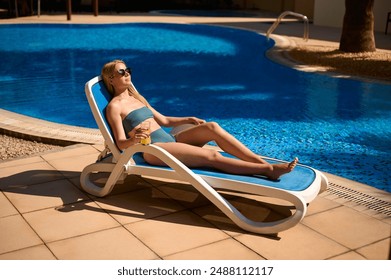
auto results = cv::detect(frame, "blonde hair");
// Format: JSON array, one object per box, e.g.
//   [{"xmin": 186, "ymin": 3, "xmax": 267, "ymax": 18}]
[{"xmin": 101, "ymin": 59, "xmax": 151, "ymax": 107}]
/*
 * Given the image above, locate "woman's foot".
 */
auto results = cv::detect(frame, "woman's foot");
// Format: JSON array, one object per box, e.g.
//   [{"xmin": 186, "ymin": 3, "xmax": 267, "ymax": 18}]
[{"xmin": 267, "ymin": 157, "xmax": 298, "ymax": 180}]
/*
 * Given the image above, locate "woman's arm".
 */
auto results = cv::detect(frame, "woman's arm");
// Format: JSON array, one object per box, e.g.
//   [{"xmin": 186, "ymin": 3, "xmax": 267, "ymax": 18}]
[{"xmin": 150, "ymin": 107, "xmax": 205, "ymax": 127}]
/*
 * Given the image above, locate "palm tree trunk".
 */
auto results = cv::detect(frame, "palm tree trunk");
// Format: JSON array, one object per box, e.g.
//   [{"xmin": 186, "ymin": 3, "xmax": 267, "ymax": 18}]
[{"xmin": 339, "ymin": 0, "xmax": 376, "ymax": 53}]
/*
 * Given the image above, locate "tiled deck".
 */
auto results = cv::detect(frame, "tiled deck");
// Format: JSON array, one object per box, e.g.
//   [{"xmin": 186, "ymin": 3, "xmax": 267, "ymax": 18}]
[
  {"xmin": 0, "ymin": 12, "xmax": 390, "ymax": 260},
  {"xmin": 0, "ymin": 144, "xmax": 390, "ymax": 260}
]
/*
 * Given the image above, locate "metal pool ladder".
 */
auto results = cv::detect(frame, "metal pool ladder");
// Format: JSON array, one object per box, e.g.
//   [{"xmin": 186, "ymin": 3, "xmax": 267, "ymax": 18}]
[{"xmin": 266, "ymin": 11, "xmax": 309, "ymax": 41}]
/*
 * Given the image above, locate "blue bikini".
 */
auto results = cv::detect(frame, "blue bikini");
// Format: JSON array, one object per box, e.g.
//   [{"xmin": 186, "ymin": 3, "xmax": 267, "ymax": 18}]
[
  {"xmin": 122, "ymin": 107, "xmax": 176, "ymax": 143},
  {"xmin": 122, "ymin": 106, "xmax": 153, "ymax": 133}
]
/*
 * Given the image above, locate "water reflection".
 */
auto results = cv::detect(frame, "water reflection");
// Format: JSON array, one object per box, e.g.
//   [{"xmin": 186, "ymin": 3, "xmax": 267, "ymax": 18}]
[{"xmin": 0, "ymin": 23, "xmax": 390, "ymax": 191}]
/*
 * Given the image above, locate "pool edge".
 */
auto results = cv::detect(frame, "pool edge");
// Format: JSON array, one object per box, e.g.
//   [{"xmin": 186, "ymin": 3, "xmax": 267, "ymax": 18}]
[
  {"xmin": 266, "ymin": 34, "xmax": 391, "ymax": 86},
  {"xmin": 0, "ymin": 108, "xmax": 103, "ymax": 145}
]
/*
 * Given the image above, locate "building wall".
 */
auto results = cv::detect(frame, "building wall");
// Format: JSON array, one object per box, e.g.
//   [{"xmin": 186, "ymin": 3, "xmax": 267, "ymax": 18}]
[
  {"xmin": 233, "ymin": 0, "xmax": 294, "ymax": 13},
  {"xmin": 373, "ymin": 0, "xmax": 391, "ymax": 32},
  {"xmin": 294, "ymin": 0, "xmax": 314, "ymax": 20},
  {"xmin": 313, "ymin": 0, "xmax": 344, "ymax": 28},
  {"xmin": 314, "ymin": 0, "xmax": 391, "ymax": 32},
  {"xmin": 231, "ymin": 0, "xmax": 314, "ymax": 19},
  {"xmin": 30, "ymin": 0, "xmax": 390, "ymax": 33},
  {"xmin": 225, "ymin": 0, "xmax": 390, "ymax": 33}
]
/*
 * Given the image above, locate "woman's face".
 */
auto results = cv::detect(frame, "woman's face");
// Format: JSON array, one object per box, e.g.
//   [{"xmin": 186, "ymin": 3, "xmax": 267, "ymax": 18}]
[{"xmin": 110, "ymin": 62, "xmax": 131, "ymax": 92}]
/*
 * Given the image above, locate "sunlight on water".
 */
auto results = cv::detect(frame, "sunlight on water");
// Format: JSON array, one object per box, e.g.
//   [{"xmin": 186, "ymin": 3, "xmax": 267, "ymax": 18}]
[{"xmin": 0, "ymin": 23, "xmax": 390, "ymax": 192}]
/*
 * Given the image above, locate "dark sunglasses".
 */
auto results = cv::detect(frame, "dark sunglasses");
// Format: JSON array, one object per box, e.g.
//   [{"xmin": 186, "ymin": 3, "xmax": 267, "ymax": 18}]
[{"xmin": 117, "ymin": 67, "xmax": 132, "ymax": 76}]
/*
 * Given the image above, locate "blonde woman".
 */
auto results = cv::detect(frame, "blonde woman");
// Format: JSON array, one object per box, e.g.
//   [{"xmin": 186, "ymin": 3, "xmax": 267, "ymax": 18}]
[{"xmin": 102, "ymin": 59, "xmax": 298, "ymax": 180}]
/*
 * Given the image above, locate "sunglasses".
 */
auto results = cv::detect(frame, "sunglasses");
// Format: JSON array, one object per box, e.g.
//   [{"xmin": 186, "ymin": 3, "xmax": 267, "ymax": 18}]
[{"xmin": 117, "ymin": 67, "xmax": 132, "ymax": 76}]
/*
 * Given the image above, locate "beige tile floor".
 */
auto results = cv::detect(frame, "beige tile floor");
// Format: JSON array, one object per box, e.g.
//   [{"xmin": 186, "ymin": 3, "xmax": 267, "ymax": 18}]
[
  {"xmin": 0, "ymin": 12, "xmax": 390, "ymax": 260},
  {"xmin": 0, "ymin": 143, "xmax": 390, "ymax": 260}
]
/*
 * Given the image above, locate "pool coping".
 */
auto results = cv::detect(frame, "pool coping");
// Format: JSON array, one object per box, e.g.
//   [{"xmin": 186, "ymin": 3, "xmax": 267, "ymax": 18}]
[
  {"xmin": 266, "ymin": 34, "xmax": 391, "ymax": 86},
  {"xmin": 0, "ymin": 109, "xmax": 103, "ymax": 145}
]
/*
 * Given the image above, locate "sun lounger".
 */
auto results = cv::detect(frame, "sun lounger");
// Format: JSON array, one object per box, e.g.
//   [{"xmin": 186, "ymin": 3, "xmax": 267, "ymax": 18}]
[{"xmin": 80, "ymin": 76, "xmax": 328, "ymax": 234}]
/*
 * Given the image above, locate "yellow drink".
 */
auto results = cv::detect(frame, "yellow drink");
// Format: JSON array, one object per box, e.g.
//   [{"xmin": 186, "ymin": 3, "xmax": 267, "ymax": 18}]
[
  {"xmin": 140, "ymin": 135, "xmax": 151, "ymax": 145},
  {"xmin": 138, "ymin": 121, "xmax": 151, "ymax": 145}
]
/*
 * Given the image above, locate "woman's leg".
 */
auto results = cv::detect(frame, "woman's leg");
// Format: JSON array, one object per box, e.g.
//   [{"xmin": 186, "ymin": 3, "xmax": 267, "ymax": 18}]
[
  {"xmin": 175, "ymin": 122, "xmax": 268, "ymax": 164},
  {"xmin": 143, "ymin": 142, "xmax": 297, "ymax": 180}
]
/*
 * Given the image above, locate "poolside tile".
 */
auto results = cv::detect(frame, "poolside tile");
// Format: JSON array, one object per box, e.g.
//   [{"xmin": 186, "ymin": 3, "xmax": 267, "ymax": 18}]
[
  {"xmin": 319, "ymin": 192, "xmax": 341, "ymax": 202},
  {"xmin": 22, "ymin": 201, "xmax": 119, "ymax": 243},
  {"xmin": 232, "ymin": 195, "xmax": 294, "ymax": 218},
  {"xmin": 95, "ymin": 186, "xmax": 185, "ymax": 225},
  {"xmin": 0, "ymin": 245, "xmax": 56, "ymax": 260},
  {"xmin": 356, "ymin": 238, "xmax": 391, "ymax": 260},
  {"xmin": 235, "ymin": 223, "xmax": 349, "ymax": 260},
  {"xmin": 40, "ymin": 144, "xmax": 99, "ymax": 161},
  {"xmin": 193, "ymin": 191, "xmax": 307, "ymax": 237},
  {"xmin": 360, "ymin": 208, "xmax": 388, "ymax": 218},
  {"xmin": 381, "ymin": 216, "xmax": 391, "ymax": 225},
  {"xmin": 0, "ymin": 156, "xmax": 44, "ymax": 168},
  {"xmin": 47, "ymin": 227, "xmax": 158, "ymax": 260},
  {"xmin": 164, "ymin": 238, "xmax": 264, "ymax": 260},
  {"xmin": 125, "ymin": 211, "xmax": 228, "ymax": 257},
  {"xmin": 143, "ymin": 176, "xmax": 189, "ymax": 186},
  {"xmin": 0, "ymin": 162, "xmax": 64, "ymax": 191},
  {"xmin": 153, "ymin": 181, "xmax": 218, "ymax": 209},
  {"xmin": 0, "ymin": 192, "xmax": 18, "ymax": 218},
  {"xmin": 3, "ymin": 178, "xmax": 90, "ymax": 213},
  {"xmin": 91, "ymin": 144, "xmax": 105, "ymax": 151},
  {"xmin": 0, "ymin": 215, "xmax": 43, "ymax": 255},
  {"xmin": 364, "ymin": 211, "xmax": 387, "ymax": 222},
  {"xmin": 329, "ymin": 251, "xmax": 367, "ymax": 260},
  {"xmin": 305, "ymin": 196, "xmax": 341, "ymax": 216},
  {"xmin": 192, "ymin": 199, "xmax": 291, "ymax": 237},
  {"xmin": 46, "ymin": 153, "xmax": 100, "ymax": 176},
  {"xmin": 74, "ymin": 171, "xmax": 154, "ymax": 197},
  {"xmin": 191, "ymin": 204, "xmax": 245, "ymax": 236},
  {"xmin": 302, "ymin": 206, "xmax": 391, "ymax": 250}
]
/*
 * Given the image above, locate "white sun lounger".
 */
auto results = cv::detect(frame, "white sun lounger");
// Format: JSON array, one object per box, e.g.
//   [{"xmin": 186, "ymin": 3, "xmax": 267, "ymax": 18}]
[{"xmin": 80, "ymin": 76, "xmax": 328, "ymax": 234}]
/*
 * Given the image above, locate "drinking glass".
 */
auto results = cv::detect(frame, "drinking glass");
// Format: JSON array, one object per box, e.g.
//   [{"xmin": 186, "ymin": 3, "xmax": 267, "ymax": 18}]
[{"xmin": 138, "ymin": 121, "xmax": 151, "ymax": 145}]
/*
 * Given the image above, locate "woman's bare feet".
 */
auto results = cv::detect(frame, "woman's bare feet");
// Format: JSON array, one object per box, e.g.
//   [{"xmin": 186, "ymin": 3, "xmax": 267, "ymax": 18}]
[{"xmin": 267, "ymin": 157, "xmax": 298, "ymax": 180}]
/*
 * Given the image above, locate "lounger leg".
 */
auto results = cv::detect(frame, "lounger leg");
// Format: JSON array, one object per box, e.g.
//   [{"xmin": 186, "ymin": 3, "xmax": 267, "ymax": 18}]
[
  {"xmin": 80, "ymin": 144, "xmax": 313, "ymax": 233},
  {"xmin": 230, "ymin": 188, "xmax": 307, "ymax": 234},
  {"xmin": 80, "ymin": 162, "xmax": 117, "ymax": 197},
  {"xmin": 129, "ymin": 144, "xmax": 308, "ymax": 234}
]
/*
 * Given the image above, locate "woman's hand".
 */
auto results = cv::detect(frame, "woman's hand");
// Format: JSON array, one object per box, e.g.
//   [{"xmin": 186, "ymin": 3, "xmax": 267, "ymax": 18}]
[
  {"xmin": 187, "ymin": 117, "xmax": 206, "ymax": 125},
  {"xmin": 128, "ymin": 124, "xmax": 150, "ymax": 144}
]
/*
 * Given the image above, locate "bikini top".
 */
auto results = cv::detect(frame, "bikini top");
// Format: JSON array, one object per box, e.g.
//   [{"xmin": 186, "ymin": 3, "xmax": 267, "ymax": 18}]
[{"xmin": 122, "ymin": 106, "xmax": 154, "ymax": 135}]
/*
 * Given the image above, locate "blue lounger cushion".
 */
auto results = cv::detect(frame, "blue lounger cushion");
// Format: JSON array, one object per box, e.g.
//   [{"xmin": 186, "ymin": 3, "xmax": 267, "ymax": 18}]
[{"xmin": 132, "ymin": 152, "xmax": 316, "ymax": 192}]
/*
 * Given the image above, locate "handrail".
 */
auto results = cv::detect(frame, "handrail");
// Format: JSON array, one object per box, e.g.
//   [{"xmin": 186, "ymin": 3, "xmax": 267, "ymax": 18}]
[{"xmin": 266, "ymin": 11, "xmax": 309, "ymax": 41}]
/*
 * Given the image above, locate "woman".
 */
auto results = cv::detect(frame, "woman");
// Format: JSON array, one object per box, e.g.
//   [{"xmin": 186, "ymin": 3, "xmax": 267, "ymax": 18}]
[{"xmin": 102, "ymin": 59, "xmax": 298, "ymax": 180}]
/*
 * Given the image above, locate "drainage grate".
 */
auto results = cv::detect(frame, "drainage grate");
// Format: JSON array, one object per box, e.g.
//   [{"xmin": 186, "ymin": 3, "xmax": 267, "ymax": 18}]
[{"xmin": 327, "ymin": 182, "xmax": 391, "ymax": 217}]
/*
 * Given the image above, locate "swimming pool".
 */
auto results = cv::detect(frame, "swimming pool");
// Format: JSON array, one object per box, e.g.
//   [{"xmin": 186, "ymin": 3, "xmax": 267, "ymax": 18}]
[{"xmin": 0, "ymin": 23, "xmax": 390, "ymax": 192}]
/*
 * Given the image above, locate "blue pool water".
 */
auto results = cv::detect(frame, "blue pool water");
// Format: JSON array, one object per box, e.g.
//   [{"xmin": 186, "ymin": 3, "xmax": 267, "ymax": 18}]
[{"xmin": 0, "ymin": 23, "xmax": 390, "ymax": 192}]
